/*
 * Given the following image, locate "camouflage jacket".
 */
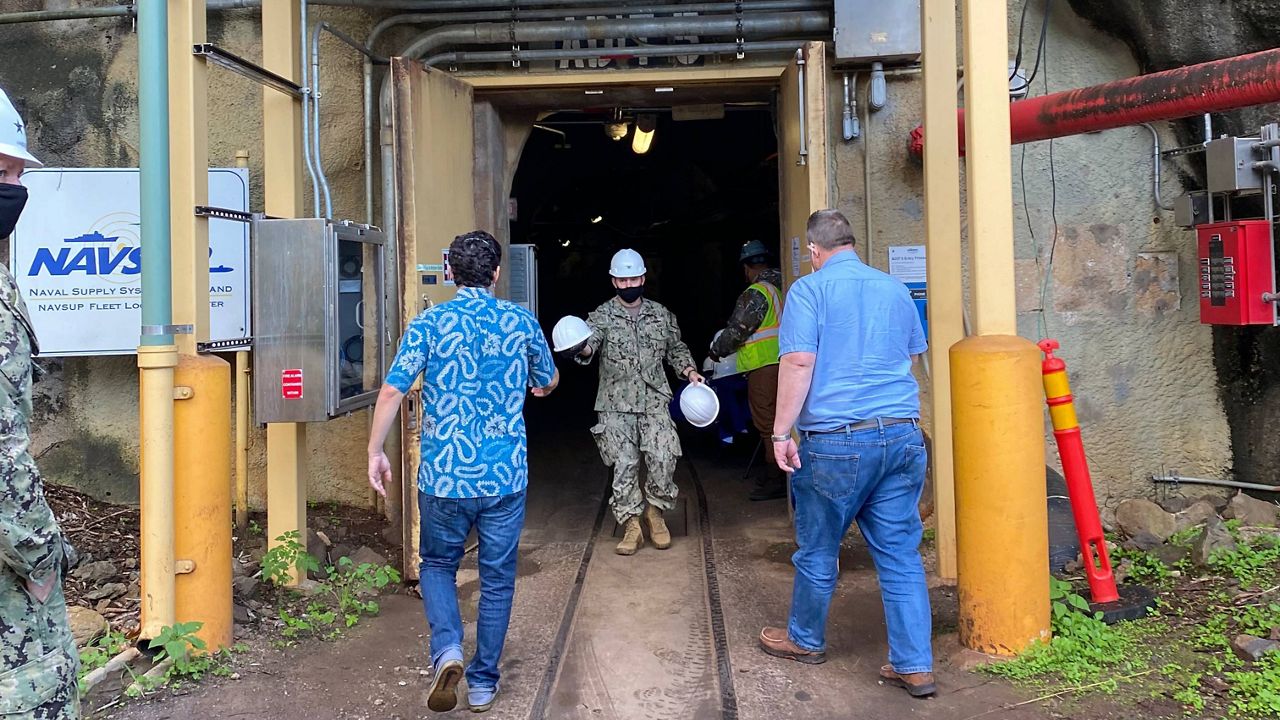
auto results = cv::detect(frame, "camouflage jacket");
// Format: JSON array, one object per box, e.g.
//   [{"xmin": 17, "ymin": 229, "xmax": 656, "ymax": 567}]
[
  {"xmin": 577, "ymin": 297, "xmax": 697, "ymax": 414},
  {"xmin": 0, "ymin": 263, "xmax": 79, "ymax": 717},
  {"xmin": 710, "ymin": 268, "xmax": 784, "ymax": 361}
]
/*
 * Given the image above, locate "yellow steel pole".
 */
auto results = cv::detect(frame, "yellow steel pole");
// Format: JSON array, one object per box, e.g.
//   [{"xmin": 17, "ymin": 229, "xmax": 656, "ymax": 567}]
[
  {"xmin": 263, "ymin": 0, "xmax": 308, "ymax": 585},
  {"xmin": 920, "ymin": 0, "xmax": 962, "ymax": 583},
  {"xmin": 169, "ymin": 0, "xmax": 234, "ymax": 651},
  {"xmin": 952, "ymin": 0, "xmax": 1049, "ymax": 655},
  {"xmin": 234, "ymin": 149, "xmax": 251, "ymax": 533},
  {"xmin": 138, "ymin": 346, "xmax": 177, "ymax": 639}
]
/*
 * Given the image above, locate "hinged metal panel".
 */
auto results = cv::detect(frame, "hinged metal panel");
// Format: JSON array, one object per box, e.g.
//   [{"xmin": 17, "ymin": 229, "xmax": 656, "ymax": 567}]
[
  {"xmin": 252, "ymin": 218, "xmax": 386, "ymax": 424},
  {"xmin": 1206, "ymin": 136, "xmax": 1264, "ymax": 193},
  {"xmin": 833, "ymin": 0, "xmax": 922, "ymax": 64}
]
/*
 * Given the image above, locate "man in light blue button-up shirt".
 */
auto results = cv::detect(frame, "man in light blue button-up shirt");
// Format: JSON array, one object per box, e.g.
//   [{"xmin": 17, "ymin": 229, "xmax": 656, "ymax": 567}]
[
  {"xmin": 758, "ymin": 210, "xmax": 936, "ymax": 699},
  {"xmin": 367, "ymin": 230, "xmax": 559, "ymax": 714}
]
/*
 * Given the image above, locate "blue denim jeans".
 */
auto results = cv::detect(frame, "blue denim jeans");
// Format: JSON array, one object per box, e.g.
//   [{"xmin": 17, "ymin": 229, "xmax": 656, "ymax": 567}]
[
  {"xmin": 787, "ymin": 421, "xmax": 933, "ymax": 674},
  {"xmin": 419, "ymin": 490, "xmax": 527, "ymax": 691}
]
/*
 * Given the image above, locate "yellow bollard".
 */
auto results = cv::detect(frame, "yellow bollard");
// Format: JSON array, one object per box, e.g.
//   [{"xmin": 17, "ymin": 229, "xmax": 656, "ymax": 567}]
[
  {"xmin": 951, "ymin": 335, "xmax": 1050, "ymax": 656},
  {"xmin": 173, "ymin": 353, "xmax": 233, "ymax": 651}
]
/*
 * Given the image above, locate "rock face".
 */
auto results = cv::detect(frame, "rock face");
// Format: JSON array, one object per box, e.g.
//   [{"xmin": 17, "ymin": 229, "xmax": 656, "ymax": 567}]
[
  {"xmin": 1191, "ymin": 516, "xmax": 1237, "ymax": 567},
  {"xmin": 1223, "ymin": 491, "xmax": 1279, "ymax": 527},
  {"xmin": 1063, "ymin": 0, "xmax": 1280, "ymax": 499},
  {"xmin": 66, "ymin": 606, "xmax": 108, "ymax": 648},
  {"xmin": 1232, "ymin": 634, "xmax": 1280, "ymax": 663},
  {"xmin": 1114, "ymin": 498, "xmax": 1177, "ymax": 541},
  {"xmin": 1174, "ymin": 500, "xmax": 1219, "ymax": 532}
]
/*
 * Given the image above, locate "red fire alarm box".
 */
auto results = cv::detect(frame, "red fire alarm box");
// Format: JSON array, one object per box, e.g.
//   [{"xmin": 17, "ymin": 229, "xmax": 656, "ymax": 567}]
[{"xmin": 1197, "ymin": 220, "xmax": 1276, "ymax": 326}]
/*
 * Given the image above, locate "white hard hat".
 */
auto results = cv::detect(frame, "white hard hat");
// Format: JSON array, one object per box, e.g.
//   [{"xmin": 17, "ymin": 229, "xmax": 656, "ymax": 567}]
[
  {"xmin": 0, "ymin": 87, "xmax": 41, "ymax": 168},
  {"xmin": 679, "ymin": 382, "xmax": 720, "ymax": 428},
  {"xmin": 551, "ymin": 315, "xmax": 592, "ymax": 352},
  {"xmin": 609, "ymin": 248, "xmax": 646, "ymax": 278}
]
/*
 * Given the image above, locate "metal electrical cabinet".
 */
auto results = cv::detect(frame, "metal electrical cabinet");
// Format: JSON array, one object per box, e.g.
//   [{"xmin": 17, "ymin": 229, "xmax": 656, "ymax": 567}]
[
  {"xmin": 507, "ymin": 243, "xmax": 538, "ymax": 315},
  {"xmin": 833, "ymin": 0, "xmax": 922, "ymax": 64},
  {"xmin": 252, "ymin": 218, "xmax": 387, "ymax": 424},
  {"xmin": 1197, "ymin": 220, "xmax": 1275, "ymax": 325}
]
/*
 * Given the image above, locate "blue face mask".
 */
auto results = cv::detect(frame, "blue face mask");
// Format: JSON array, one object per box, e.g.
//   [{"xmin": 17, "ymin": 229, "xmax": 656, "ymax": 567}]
[{"xmin": 0, "ymin": 183, "xmax": 27, "ymax": 239}]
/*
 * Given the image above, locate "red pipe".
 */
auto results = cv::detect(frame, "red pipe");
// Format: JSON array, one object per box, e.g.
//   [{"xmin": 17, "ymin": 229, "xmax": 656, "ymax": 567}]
[{"xmin": 909, "ymin": 48, "xmax": 1280, "ymax": 156}]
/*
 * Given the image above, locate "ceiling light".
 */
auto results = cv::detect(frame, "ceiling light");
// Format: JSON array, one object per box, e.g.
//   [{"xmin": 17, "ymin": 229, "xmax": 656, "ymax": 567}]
[
  {"xmin": 632, "ymin": 113, "xmax": 656, "ymax": 155},
  {"xmin": 584, "ymin": 89, "xmax": 604, "ymax": 96},
  {"xmin": 655, "ymin": 87, "xmax": 674, "ymax": 93},
  {"xmin": 591, "ymin": 216, "xmax": 603, "ymax": 224},
  {"xmin": 604, "ymin": 121, "xmax": 629, "ymax": 141},
  {"xmin": 560, "ymin": 239, "xmax": 571, "ymax": 247}
]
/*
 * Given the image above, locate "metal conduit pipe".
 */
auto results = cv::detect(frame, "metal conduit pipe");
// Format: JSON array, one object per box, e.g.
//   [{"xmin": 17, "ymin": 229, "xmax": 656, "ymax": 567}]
[
  {"xmin": 300, "ymin": 1, "xmax": 321, "ymax": 217},
  {"xmin": 911, "ymin": 48, "xmax": 1280, "ymax": 155},
  {"xmin": 358, "ymin": 0, "xmax": 820, "ymax": 224},
  {"xmin": 376, "ymin": 10, "xmax": 829, "ymax": 235},
  {"xmin": 422, "ymin": 39, "xmax": 806, "ymax": 67},
  {"xmin": 1152, "ymin": 474, "xmax": 1280, "ymax": 493},
  {"xmin": 1141, "ymin": 123, "xmax": 1174, "ymax": 212}
]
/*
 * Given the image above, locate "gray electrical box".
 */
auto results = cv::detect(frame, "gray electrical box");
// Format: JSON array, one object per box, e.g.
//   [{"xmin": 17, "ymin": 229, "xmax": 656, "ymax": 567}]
[
  {"xmin": 1174, "ymin": 192, "xmax": 1209, "ymax": 228},
  {"xmin": 834, "ymin": 0, "xmax": 922, "ymax": 64},
  {"xmin": 1206, "ymin": 136, "xmax": 1264, "ymax": 194},
  {"xmin": 252, "ymin": 218, "xmax": 387, "ymax": 424}
]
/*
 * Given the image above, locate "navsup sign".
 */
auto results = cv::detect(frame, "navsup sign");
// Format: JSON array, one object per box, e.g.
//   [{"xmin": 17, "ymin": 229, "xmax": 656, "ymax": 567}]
[{"xmin": 10, "ymin": 168, "xmax": 250, "ymax": 356}]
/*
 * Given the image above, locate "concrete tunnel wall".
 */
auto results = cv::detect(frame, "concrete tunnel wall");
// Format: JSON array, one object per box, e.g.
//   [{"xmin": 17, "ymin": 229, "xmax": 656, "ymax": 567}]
[{"xmin": 0, "ymin": 1, "xmax": 1234, "ymax": 516}]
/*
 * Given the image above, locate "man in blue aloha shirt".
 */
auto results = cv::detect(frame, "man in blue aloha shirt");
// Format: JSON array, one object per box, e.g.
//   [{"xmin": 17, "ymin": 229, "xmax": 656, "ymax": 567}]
[{"xmin": 367, "ymin": 230, "xmax": 559, "ymax": 714}]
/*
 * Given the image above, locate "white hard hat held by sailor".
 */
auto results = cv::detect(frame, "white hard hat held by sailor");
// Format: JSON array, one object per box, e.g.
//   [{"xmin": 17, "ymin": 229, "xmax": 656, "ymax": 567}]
[
  {"xmin": 566, "ymin": 248, "xmax": 703, "ymax": 556},
  {"xmin": 0, "ymin": 84, "xmax": 82, "ymax": 720}
]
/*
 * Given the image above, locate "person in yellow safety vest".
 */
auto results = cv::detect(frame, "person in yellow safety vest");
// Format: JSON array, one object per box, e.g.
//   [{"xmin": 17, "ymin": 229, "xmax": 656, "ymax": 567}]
[{"xmin": 709, "ymin": 240, "xmax": 787, "ymax": 501}]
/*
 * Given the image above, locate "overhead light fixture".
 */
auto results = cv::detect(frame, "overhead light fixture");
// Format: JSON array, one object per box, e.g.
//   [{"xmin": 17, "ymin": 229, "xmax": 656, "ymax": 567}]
[
  {"xmin": 655, "ymin": 87, "xmax": 674, "ymax": 93},
  {"xmin": 560, "ymin": 239, "xmax": 571, "ymax": 247},
  {"xmin": 591, "ymin": 216, "xmax": 603, "ymax": 224},
  {"xmin": 604, "ymin": 107, "xmax": 628, "ymax": 141},
  {"xmin": 632, "ymin": 113, "xmax": 657, "ymax": 155},
  {"xmin": 584, "ymin": 89, "xmax": 604, "ymax": 95}
]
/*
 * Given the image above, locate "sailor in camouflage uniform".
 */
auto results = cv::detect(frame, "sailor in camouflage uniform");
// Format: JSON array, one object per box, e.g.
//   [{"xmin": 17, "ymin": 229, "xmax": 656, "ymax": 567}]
[
  {"xmin": 566, "ymin": 249, "xmax": 703, "ymax": 555},
  {"xmin": 0, "ymin": 86, "xmax": 80, "ymax": 720}
]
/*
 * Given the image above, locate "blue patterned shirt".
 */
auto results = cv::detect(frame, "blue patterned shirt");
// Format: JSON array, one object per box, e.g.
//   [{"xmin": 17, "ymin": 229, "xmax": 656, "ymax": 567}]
[{"xmin": 385, "ymin": 287, "xmax": 556, "ymax": 498}]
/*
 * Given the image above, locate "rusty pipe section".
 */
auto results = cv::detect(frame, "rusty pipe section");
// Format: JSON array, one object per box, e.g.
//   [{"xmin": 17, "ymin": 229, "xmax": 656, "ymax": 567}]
[{"xmin": 911, "ymin": 48, "xmax": 1280, "ymax": 155}]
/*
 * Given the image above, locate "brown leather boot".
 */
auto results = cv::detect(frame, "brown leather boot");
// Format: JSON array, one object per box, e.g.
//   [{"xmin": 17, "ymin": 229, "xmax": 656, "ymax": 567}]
[
  {"xmin": 643, "ymin": 505, "xmax": 672, "ymax": 550},
  {"xmin": 758, "ymin": 626, "xmax": 826, "ymax": 664},
  {"xmin": 615, "ymin": 517, "xmax": 644, "ymax": 555},
  {"xmin": 879, "ymin": 665, "xmax": 937, "ymax": 697}
]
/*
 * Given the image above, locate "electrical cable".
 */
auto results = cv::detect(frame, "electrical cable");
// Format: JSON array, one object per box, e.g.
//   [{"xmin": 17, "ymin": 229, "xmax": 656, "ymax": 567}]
[
  {"xmin": 1038, "ymin": 18, "xmax": 1060, "ymax": 340},
  {"xmin": 1010, "ymin": 0, "xmax": 1053, "ymax": 93},
  {"xmin": 1010, "ymin": 0, "xmax": 1033, "ymax": 79}
]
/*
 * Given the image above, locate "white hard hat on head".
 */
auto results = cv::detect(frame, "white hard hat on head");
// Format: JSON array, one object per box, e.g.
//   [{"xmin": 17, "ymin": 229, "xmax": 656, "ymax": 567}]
[
  {"xmin": 609, "ymin": 248, "xmax": 646, "ymax": 278},
  {"xmin": 0, "ymin": 87, "xmax": 41, "ymax": 168}
]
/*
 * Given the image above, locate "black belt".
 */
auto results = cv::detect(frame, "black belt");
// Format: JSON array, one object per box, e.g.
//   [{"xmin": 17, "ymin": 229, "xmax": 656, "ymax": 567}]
[{"xmin": 803, "ymin": 417, "xmax": 918, "ymax": 436}]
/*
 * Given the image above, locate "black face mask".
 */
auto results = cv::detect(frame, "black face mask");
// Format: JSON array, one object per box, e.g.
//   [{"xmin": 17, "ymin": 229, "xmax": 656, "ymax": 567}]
[
  {"xmin": 616, "ymin": 285, "xmax": 644, "ymax": 303},
  {"xmin": 0, "ymin": 184, "xmax": 28, "ymax": 240}
]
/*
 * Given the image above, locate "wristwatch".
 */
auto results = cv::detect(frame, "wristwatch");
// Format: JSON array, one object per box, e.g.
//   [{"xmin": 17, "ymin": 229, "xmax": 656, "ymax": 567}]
[{"xmin": 770, "ymin": 434, "xmax": 791, "ymax": 443}]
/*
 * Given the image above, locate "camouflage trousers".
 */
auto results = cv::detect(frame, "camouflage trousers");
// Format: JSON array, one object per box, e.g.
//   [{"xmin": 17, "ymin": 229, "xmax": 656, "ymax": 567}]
[
  {"xmin": 0, "ymin": 569, "xmax": 80, "ymax": 720},
  {"xmin": 591, "ymin": 411, "xmax": 681, "ymax": 524}
]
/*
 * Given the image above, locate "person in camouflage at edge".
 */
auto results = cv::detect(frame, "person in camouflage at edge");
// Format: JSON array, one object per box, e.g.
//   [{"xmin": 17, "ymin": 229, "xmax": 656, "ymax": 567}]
[
  {"xmin": 564, "ymin": 249, "xmax": 703, "ymax": 556},
  {"xmin": 0, "ymin": 86, "xmax": 80, "ymax": 719}
]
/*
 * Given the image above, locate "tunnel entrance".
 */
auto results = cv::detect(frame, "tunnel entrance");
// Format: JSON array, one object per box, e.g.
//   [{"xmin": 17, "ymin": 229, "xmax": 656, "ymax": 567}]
[{"xmin": 511, "ymin": 105, "xmax": 780, "ymax": 434}]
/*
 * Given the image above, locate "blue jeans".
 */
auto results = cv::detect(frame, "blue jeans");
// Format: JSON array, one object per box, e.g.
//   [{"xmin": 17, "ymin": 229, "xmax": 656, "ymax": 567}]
[
  {"xmin": 419, "ymin": 490, "xmax": 527, "ymax": 691},
  {"xmin": 787, "ymin": 421, "xmax": 933, "ymax": 674}
]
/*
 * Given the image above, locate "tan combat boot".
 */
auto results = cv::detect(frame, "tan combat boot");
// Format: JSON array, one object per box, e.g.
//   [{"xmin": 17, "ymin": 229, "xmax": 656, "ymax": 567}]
[
  {"xmin": 616, "ymin": 517, "xmax": 644, "ymax": 555},
  {"xmin": 643, "ymin": 505, "xmax": 672, "ymax": 550}
]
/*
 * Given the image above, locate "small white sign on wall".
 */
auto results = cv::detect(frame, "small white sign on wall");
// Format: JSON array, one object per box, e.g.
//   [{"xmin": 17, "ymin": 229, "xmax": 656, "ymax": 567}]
[{"xmin": 10, "ymin": 168, "xmax": 251, "ymax": 356}]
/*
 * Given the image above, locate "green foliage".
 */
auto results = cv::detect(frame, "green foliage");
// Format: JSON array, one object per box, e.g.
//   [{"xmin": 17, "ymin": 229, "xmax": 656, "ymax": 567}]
[
  {"xmin": 275, "ymin": 559, "xmax": 400, "ymax": 640},
  {"xmin": 985, "ymin": 578, "xmax": 1137, "ymax": 685},
  {"xmin": 1168, "ymin": 525, "xmax": 1203, "ymax": 548},
  {"xmin": 77, "ymin": 630, "xmax": 131, "ymax": 691},
  {"xmin": 920, "ymin": 528, "xmax": 936, "ymax": 546},
  {"xmin": 248, "ymin": 519, "xmax": 263, "ymax": 537},
  {"xmin": 1111, "ymin": 546, "xmax": 1171, "ymax": 585},
  {"xmin": 261, "ymin": 531, "xmax": 320, "ymax": 586},
  {"xmin": 1227, "ymin": 653, "xmax": 1280, "ymax": 718},
  {"xmin": 147, "ymin": 622, "xmax": 214, "ymax": 681},
  {"xmin": 1239, "ymin": 603, "xmax": 1280, "ymax": 639},
  {"xmin": 1209, "ymin": 531, "xmax": 1280, "ymax": 590}
]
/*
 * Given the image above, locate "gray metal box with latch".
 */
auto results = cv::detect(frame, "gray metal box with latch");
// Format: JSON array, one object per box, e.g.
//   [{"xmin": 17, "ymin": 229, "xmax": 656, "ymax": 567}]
[
  {"xmin": 252, "ymin": 218, "xmax": 387, "ymax": 424},
  {"xmin": 834, "ymin": 0, "xmax": 922, "ymax": 64}
]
